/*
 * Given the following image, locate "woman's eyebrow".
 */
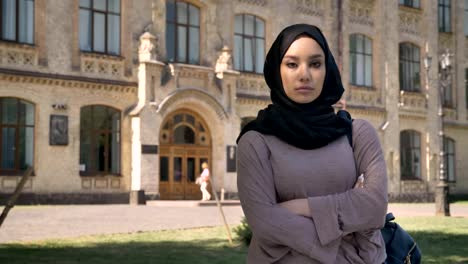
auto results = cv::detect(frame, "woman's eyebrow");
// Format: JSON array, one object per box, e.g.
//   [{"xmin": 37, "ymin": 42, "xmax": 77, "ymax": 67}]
[{"xmin": 283, "ymin": 54, "xmax": 323, "ymax": 60}]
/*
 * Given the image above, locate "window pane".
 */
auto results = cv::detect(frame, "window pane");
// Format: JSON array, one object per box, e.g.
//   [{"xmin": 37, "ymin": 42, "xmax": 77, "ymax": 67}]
[
  {"xmin": 80, "ymin": 9, "xmax": 92, "ymax": 51},
  {"xmin": 189, "ymin": 27, "xmax": 199, "ymax": 64},
  {"xmin": 107, "ymin": 14, "xmax": 120, "ymax": 55},
  {"xmin": 2, "ymin": 98, "xmax": 17, "ymax": 125},
  {"xmin": 350, "ymin": 36, "xmax": 356, "ymax": 52},
  {"xmin": 177, "ymin": 26, "xmax": 187, "ymax": 62},
  {"xmin": 80, "ymin": 0, "xmax": 90, "ymax": 8},
  {"xmin": 95, "ymin": 133, "xmax": 106, "ymax": 172},
  {"xmin": 166, "ymin": 23, "xmax": 175, "ymax": 61},
  {"xmin": 160, "ymin": 156, "xmax": 169, "ymax": 181},
  {"xmin": 365, "ymin": 55, "xmax": 372, "ymax": 86},
  {"xmin": 94, "ymin": 0, "xmax": 106, "ymax": 11},
  {"xmin": 350, "ymin": 53, "xmax": 356, "ymax": 84},
  {"xmin": 256, "ymin": 18, "xmax": 264, "ymax": 37},
  {"xmin": 234, "ymin": 35, "xmax": 242, "ymax": 70},
  {"xmin": 234, "ymin": 15, "xmax": 243, "ymax": 34},
  {"xmin": 189, "ymin": 4, "xmax": 199, "ymax": 26},
  {"xmin": 364, "ymin": 38, "xmax": 372, "ymax": 54},
  {"xmin": 19, "ymin": 127, "xmax": 33, "ymax": 170},
  {"xmin": 356, "ymin": 53, "xmax": 364, "ymax": 85},
  {"xmin": 444, "ymin": 7, "xmax": 450, "ymax": 31},
  {"xmin": 108, "ymin": 0, "xmax": 120, "ymax": 13},
  {"xmin": 186, "ymin": 114, "xmax": 195, "ymax": 125},
  {"xmin": 110, "ymin": 131, "xmax": 120, "ymax": 174},
  {"xmin": 111, "ymin": 111, "xmax": 120, "ymax": 131},
  {"xmin": 93, "ymin": 106, "xmax": 108, "ymax": 129},
  {"xmin": 166, "ymin": 0, "xmax": 175, "ymax": 21},
  {"xmin": 80, "ymin": 130, "xmax": 91, "ymax": 171},
  {"xmin": 187, "ymin": 157, "xmax": 195, "ymax": 182},
  {"xmin": 244, "ymin": 38, "xmax": 253, "ymax": 71},
  {"xmin": 19, "ymin": 0, "xmax": 34, "ymax": 44},
  {"xmin": 255, "ymin": 38, "xmax": 264, "ymax": 73},
  {"xmin": 413, "ymin": 149, "xmax": 420, "ymax": 177},
  {"xmin": 176, "ymin": 2, "xmax": 187, "ymax": 24},
  {"xmin": 1, "ymin": 127, "xmax": 15, "ymax": 169},
  {"xmin": 93, "ymin": 13, "xmax": 106, "ymax": 52},
  {"xmin": 2, "ymin": 0, "xmax": 16, "ymax": 41},
  {"xmin": 244, "ymin": 15, "xmax": 254, "ymax": 35},
  {"xmin": 174, "ymin": 125, "xmax": 195, "ymax": 144},
  {"xmin": 356, "ymin": 35, "xmax": 363, "ymax": 53},
  {"xmin": 174, "ymin": 157, "xmax": 182, "ymax": 182}
]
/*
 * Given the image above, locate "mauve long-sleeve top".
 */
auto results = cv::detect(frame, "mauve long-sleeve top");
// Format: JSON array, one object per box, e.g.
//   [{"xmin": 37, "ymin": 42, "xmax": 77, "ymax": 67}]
[{"xmin": 237, "ymin": 119, "xmax": 388, "ymax": 263}]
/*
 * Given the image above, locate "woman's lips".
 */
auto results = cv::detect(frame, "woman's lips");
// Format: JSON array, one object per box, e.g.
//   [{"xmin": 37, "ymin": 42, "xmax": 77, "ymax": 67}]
[{"xmin": 295, "ymin": 86, "xmax": 314, "ymax": 92}]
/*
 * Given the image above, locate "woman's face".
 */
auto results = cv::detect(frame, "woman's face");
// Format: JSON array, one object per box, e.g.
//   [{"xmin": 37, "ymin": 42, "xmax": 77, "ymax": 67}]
[{"xmin": 280, "ymin": 36, "xmax": 326, "ymax": 104}]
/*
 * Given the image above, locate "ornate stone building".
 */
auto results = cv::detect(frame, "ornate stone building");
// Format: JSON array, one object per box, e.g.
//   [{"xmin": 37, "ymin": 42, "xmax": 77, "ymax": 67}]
[{"xmin": 0, "ymin": 0, "xmax": 467, "ymax": 203}]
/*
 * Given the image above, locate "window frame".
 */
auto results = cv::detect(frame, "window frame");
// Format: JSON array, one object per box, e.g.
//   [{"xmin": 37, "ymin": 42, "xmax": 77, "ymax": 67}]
[
  {"xmin": 400, "ymin": 130, "xmax": 422, "ymax": 180},
  {"xmin": 349, "ymin": 34, "xmax": 373, "ymax": 88},
  {"xmin": 79, "ymin": 0, "xmax": 121, "ymax": 55},
  {"xmin": 0, "ymin": 97, "xmax": 35, "ymax": 175},
  {"xmin": 234, "ymin": 13, "xmax": 265, "ymax": 74},
  {"xmin": 165, "ymin": 0, "xmax": 200, "ymax": 64},
  {"xmin": 443, "ymin": 137, "xmax": 456, "ymax": 182},
  {"xmin": 0, "ymin": 0, "xmax": 35, "ymax": 44},
  {"xmin": 399, "ymin": 43, "xmax": 421, "ymax": 92},
  {"xmin": 79, "ymin": 105, "xmax": 121, "ymax": 176},
  {"xmin": 438, "ymin": 0, "xmax": 451, "ymax": 33},
  {"xmin": 465, "ymin": 0, "xmax": 468, "ymax": 36},
  {"xmin": 399, "ymin": 0, "xmax": 420, "ymax": 9}
]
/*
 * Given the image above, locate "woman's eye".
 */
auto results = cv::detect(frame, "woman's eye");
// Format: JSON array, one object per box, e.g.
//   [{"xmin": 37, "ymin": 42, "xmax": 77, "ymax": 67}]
[
  {"xmin": 310, "ymin": 62, "xmax": 322, "ymax": 68},
  {"xmin": 286, "ymin": 62, "xmax": 297, "ymax": 68}
]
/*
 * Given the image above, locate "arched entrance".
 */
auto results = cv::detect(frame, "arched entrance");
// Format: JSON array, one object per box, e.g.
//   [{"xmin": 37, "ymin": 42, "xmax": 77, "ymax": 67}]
[{"xmin": 159, "ymin": 109, "xmax": 211, "ymax": 200}]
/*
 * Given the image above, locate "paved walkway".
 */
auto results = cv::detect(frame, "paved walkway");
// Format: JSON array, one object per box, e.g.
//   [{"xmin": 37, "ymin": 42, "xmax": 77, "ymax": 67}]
[{"xmin": 0, "ymin": 202, "xmax": 467, "ymax": 243}]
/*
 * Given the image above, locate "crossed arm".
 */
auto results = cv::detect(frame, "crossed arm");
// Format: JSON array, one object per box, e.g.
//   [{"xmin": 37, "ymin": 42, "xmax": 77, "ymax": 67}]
[{"xmin": 237, "ymin": 120, "xmax": 388, "ymax": 261}]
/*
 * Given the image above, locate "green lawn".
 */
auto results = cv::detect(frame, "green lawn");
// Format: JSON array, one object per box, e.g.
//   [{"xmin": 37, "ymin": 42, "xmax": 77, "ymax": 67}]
[{"xmin": 1, "ymin": 216, "xmax": 467, "ymax": 264}]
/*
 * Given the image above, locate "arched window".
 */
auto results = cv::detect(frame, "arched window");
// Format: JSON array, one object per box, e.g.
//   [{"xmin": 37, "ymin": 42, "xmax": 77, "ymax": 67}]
[
  {"xmin": 399, "ymin": 43, "xmax": 421, "ymax": 92},
  {"xmin": 166, "ymin": 0, "xmax": 200, "ymax": 64},
  {"xmin": 349, "ymin": 34, "xmax": 372, "ymax": 87},
  {"xmin": 79, "ymin": 0, "xmax": 121, "ymax": 55},
  {"xmin": 444, "ymin": 137, "xmax": 456, "ymax": 182},
  {"xmin": 0, "ymin": 97, "xmax": 34, "ymax": 174},
  {"xmin": 174, "ymin": 125, "xmax": 195, "ymax": 144},
  {"xmin": 160, "ymin": 112, "xmax": 209, "ymax": 146},
  {"xmin": 80, "ymin": 105, "xmax": 120, "ymax": 175},
  {"xmin": 0, "ymin": 0, "xmax": 34, "ymax": 44},
  {"xmin": 234, "ymin": 14, "xmax": 265, "ymax": 73},
  {"xmin": 400, "ymin": 130, "xmax": 421, "ymax": 180}
]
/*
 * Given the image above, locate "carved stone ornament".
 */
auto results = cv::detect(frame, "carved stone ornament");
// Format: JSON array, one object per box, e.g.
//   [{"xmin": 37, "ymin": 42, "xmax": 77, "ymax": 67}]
[
  {"xmin": 295, "ymin": 0, "xmax": 324, "ymax": 17},
  {"xmin": 399, "ymin": 8, "xmax": 422, "ymax": 36},
  {"xmin": 215, "ymin": 46, "xmax": 233, "ymax": 79},
  {"xmin": 139, "ymin": 32, "xmax": 157, "ymax": 62},
  {"xmin": 237, "ymin": 0, "xmax": 267, "ymax": 7},
  {"xmin": 349, "ymin": 0, "xmax": 374, "ymax": 26}
]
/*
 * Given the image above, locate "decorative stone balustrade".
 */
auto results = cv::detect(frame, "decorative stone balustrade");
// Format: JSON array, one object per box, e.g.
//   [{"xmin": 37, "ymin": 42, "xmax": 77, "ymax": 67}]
[
  {"xmin": 398, "ymin": 6, "xmax": 422, "ymax": 36},
  {"xmin": 399, "ymin": 91, "xmax": 427, "ymax": 114},
  {"xmin": 349, "ymin": 0, "xmax": 375, "ymax": 26},
  {"xmin": 347, "ymin": 86, "xmax": 382, "ymax": 107},
  {"xmin": 81, "ymin": 53, "xmax": 124, "ymax": 78},
  {"xmin": 295, "ymin": 0, "xmax": 324, "ymax": 17},
  {"xmin": 0, "ymin": 43, "xmax": 37, "ymax": 68},
  {"xmin": 236, "ymin": 73, "xmax": 269, "ymax": 98}
]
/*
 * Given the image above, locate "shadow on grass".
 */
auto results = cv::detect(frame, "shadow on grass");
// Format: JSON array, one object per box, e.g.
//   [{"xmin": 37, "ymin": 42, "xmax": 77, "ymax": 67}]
[
  {"xmin": 409, "ymin": 231, "xmax": 468, "ymax": 264},
  {"xmin": 0, "ymin": 239, "xmax": 247, "ymax": 264}
]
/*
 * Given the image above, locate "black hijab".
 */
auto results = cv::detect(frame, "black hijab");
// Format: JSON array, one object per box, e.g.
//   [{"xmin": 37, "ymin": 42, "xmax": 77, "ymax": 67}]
[{"xmin": 236, "ymin": 24, "xmax": 352, "ymax": 149}]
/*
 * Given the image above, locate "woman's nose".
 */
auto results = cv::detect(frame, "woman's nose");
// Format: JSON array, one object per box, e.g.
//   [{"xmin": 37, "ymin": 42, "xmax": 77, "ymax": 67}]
[{"xmin": 299, "ymin": 65, "xmax": 311, "ymax": 82}]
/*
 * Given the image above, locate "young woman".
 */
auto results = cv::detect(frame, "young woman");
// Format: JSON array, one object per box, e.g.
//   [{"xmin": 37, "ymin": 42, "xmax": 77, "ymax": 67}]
[{"xmin": 237, "ymin": 24, "xmax": 388, "ymax": 263}]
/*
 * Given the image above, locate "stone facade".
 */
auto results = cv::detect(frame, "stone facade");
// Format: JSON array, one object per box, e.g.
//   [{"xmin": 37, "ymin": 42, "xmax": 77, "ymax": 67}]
[{"xmin": 0, "ymin": 0, "xmax": 467, "ymax": 203}]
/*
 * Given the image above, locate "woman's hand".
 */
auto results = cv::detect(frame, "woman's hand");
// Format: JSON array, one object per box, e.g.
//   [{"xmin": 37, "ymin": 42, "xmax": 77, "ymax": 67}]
[{"xmin": 278, "ymin": 198, "xmax": 311, "ymax": 217}]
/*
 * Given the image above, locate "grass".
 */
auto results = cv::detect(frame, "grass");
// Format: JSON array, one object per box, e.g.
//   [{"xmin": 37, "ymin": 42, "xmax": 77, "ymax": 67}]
[{"xmin": 1, "ymin": 217, "xmax": 467, "ymax": 264}]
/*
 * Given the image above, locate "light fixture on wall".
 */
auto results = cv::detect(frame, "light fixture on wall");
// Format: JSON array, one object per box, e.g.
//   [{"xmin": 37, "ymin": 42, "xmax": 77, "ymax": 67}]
[
  {"xmin": 379, "ymin": 121, "xmax": 390, "ymax": 131},
  {"xmin": 52, "ymin": 103, "xmax": 67, "ymax": 110}
]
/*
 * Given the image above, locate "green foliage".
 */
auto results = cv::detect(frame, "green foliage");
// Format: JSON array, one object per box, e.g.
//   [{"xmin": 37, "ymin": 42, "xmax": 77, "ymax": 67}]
[{"xmin": 233, "ymin": 217, "xmax": 252, "ymax": 246}]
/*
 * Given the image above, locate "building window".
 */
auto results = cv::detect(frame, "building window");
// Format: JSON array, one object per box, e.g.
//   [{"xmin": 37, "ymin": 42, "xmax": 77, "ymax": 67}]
[
  {"xmin": 400, "ymin": 130, "xmax": 421, "ymax": 180},
  {"xmin": 399, "ymin": 43, "xmax": 421, "ymax": 92},
  {"xmin": 465, "ymin": 0, "xmax": 468, "ymax": 36},
  {"xmin": 438, "ymin": 0, "xmax": 451, "ymax": 33},
  {"xmin": 79, "ymin": 0, "xmax": 121, "ymax": 55},
  {"xmin": 465, "ymin": 68, "xmax": 468, "ymax": 109},
  {"xmin": 166, "ymin": 0, "xmax": 200, "ymax": 64},
  {"xmin": 349, "ymin": 34, "xmax": 372, "ymax": 87},
  {"xmin": 80, "ymin": 105, "xmax": 120, "ymax": 176},
  {"xmin": 0, "ymin": 98, "xmax": 34, "ymax": 174},
  {"xmin": 0, "ymin": 0, "xmax": 34, "ymax": 44},
  {"xmin": 234, "ymin": 14, "xmax": 265, "ymax": 74},
  {"xmin": 444, "ymin": 137, "xmax": 456, "ymax": 182},
  {"xmin": 399, "ymin": 0, "xmax": 420, "ymax": 8}
]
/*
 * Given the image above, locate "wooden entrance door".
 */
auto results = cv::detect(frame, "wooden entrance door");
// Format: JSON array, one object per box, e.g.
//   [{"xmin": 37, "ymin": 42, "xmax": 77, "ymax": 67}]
[{"xmin": 158, "ymin": 110, "xmax": 211, "ymax": 200}]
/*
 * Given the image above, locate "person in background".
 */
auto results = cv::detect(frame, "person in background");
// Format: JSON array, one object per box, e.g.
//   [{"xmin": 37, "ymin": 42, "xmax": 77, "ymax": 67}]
[
  {"xmin": 236, "ymin": 24, "xmax": 388, "ymax": 263},
  {"xmin": 199, "ymin": 162, "xmax": 211, "ymax": 201}
]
